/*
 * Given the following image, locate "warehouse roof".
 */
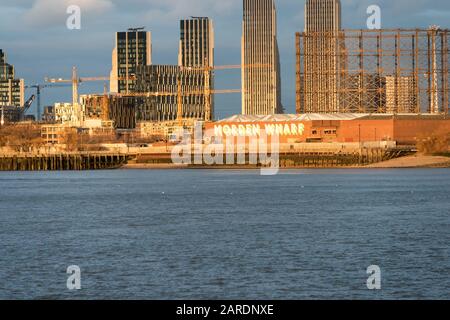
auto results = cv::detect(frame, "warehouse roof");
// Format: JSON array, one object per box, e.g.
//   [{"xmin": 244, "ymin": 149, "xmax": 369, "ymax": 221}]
[
  {"xmin": 216, "ymin": 113, "xmax": 448, "ymax": 122},
  {"xmin": 217, "ymin": 114, "xmax": 367, "ymax": 122}
]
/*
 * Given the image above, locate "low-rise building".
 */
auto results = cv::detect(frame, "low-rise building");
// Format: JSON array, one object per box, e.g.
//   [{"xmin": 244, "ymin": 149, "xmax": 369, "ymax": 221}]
[
  {"xmin": 81, "ymin": 94, "xmax": 136, "ymax": 129},
  {"xmin": 41, "ymin": 124, "xmax": 76, "ymax": 145},
  {"xmin": 138, "ymin": 119, "xmax": 200, "ymax": 141},
  {"xmin": 54, "ymin": 103, "xmax": 83, "ymax": 126},
  {"xmin": 205, "ymin": 114, "xmax": 450, "ymax": 146},
  {"xmin": 1, "ymin": 105, "xmax": 22, "ymax": 123},
  {"xmin": 42, "ymin": 106, "xmax": 56, "ymax": 123}
]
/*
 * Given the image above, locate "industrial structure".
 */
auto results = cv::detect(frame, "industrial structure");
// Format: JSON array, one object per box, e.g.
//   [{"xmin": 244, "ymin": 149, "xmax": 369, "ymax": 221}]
[
  {"xmin": 25, "ymin": 83, "xmax": 72, "ymax": 121},
  {"xmin": 296, "ymin": 28, "xmax": 449, "ymax": 114},
  {"xmin": 0, "ymin": 95, "xmax": 35, "ymax": 124},
  {"xmin": 301, "ymin": 0, "xmax": 342, "ymax": 113},
  {"xmin": 242, "ymin": 0, "xmax": 283, "ymax": 115},
  {"xmin": 297, "ymin": 0, "xmax": 449, "ymax": 115},
  {"xmin": 110, "ymin": 27, "xmax": 152, "ymax": 94}
]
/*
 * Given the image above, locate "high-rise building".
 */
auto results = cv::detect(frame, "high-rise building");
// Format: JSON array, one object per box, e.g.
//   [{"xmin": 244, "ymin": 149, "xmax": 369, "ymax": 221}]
[
  {"xmin": 298, "ymin": 0, "xmax": 342, "ymax": 113},
  {"xmin": 178, "ymin": 17, "xmax": 215, "ymax": 120},
  {"xmin": 242, "ymin": 0, "xmax": 282, "ymax": 115},
  {"xmin": 305, "ymin": 0, "xmax": 341, "ymax": 32},
  {"xmin": 110, "ymin": 28, "xmax": 152, "ymax": 94},
  {"xmin": 179, "ymin": 17, "xmax": 214, "ymax": 68},
  {"xmin": 0, "ymin": 49, "xmax": 24, "ymax": 108}
]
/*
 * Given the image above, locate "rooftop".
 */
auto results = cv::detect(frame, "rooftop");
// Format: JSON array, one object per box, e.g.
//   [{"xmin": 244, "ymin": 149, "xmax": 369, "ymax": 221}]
[{"xmin": 216, "ymin": 113, "xmax": 448, "ymax": 123}]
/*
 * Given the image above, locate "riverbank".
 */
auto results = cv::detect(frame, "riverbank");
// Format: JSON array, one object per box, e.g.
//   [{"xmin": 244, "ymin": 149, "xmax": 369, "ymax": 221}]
[
  {"xmin": 2, "ymin": 149, "xmax": 445, "ymax": 171},
  {"xmin": 366, "ymin": 154, "xmax": 450, "ymax": 168},
  {"xmin": 122, "ymin": 154, "xmax": 450, "ymax": 169}
]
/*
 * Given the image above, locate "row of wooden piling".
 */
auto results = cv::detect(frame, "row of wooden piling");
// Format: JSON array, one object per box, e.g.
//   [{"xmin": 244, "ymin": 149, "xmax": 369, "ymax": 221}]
[
  {"xmin": 278, "ymin": 148, "xmax": 390, "ymax": 168},
  {"xmin": 0, "ymin": 154, "xmax": 129, "ymax": 171}
]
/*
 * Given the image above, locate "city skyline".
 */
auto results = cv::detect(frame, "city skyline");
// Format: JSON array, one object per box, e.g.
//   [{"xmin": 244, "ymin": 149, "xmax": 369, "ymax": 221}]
[{"xmin": 1, "ymin": 0, "xmax": 450, "ymax": 118}]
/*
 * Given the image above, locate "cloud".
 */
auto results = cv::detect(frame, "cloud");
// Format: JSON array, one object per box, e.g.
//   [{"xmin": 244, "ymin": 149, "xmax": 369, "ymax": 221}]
[
  {"xmin": 118, "ymin": 0, "xmax": 239, "ymax": 26},
  {"xmin": 22, "ymin": 0, "xmax": 114, "ymax": 27}
]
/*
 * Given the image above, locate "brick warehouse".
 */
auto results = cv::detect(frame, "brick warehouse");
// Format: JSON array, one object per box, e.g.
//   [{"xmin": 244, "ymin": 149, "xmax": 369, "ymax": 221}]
[{"xmin": 205, "ymin": 114, "xmax": 450, "ymax": 146}]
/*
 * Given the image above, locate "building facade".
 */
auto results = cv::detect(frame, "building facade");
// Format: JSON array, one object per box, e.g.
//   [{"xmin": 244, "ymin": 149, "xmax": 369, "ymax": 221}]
[
  {"xmin": 54, "ymin": 103, "xmax": 80, "ymax": 126},
  {"xmin": 298, "ymin": 0, "xmax": 342, "ymax": 113},
  {"xmin": 178, "ymin": 17, "xmax": 215, "ymax": 120},
  {"xmin": 42, "ymin": 106, "xmax": 56, "ymax": 123},
  {"xmin": 205, "ymin": 114, "xmax": 450, "ymax": 146},
  {"xmin": 0, "ymin": 49, "xmax": 24, "ymax": 108},
  {"xmin": 135, "ymin": 65, "xmax": 208, "ymax": 122},
  {"xmin": 242, "ymin": 0, "xmax": 282, "ymax": 115},
  {"xmin": 110, "ymin": 29, "xmax": 152, "ymax": 94},
  {"xmin": 81, "ymin": 94, "xmax": 136, "ymax": 129},
  {"xmin": 179, "ymin": 17, "xmax": 214, "ymax": 68}
]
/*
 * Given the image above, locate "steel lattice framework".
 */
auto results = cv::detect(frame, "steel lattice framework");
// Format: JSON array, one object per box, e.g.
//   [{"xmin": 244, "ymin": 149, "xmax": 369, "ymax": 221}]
[{"xmin": 296, "ymin": 29, "xmax": 450, "ymax": 115}]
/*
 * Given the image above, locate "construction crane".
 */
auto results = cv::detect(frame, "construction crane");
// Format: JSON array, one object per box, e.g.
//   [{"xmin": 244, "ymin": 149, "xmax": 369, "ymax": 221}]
[
  {"xmin": 45, "ymin": 66, "xmax": 133, "ymax": 106},
  {"xmin": 180, "ymin": 63, "xmax": 270, "ymax": 123},
  {"xmin": 125, "ymin": 63, "xmax": 269, "ymax": 127},
  {"xmin": 45, "ymin": 64, "xmax": 268, "ymax": 127},
  {"xmin": 21, "ymin": 95, "xmax": 36, "ymax": 119},
  {"xmin": 25, "ymin": 83, "xmax": 72, "ymax": 121},
  {"xmin": 102, "ymin": 83, "xmax": 109, "ymax": 122},
  {"xmin": 0, "ymin": 95, "xmax": 35, "ymax": 125},
  {"xmin": 124, "ymin": 87, "xmax": 241, "ymax": 125}
]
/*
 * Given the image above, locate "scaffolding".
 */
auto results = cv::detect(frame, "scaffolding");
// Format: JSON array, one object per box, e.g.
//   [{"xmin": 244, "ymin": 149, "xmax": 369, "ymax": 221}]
[{"xmin": 296, "ymin": 28, "xmax": 450, "ymax": 115}]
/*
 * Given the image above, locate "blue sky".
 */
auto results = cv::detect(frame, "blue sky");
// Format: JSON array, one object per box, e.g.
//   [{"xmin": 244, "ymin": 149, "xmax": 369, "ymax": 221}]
[{"xmin": 1, "ymin": 0, "xmax": 449, "ymax": 118}]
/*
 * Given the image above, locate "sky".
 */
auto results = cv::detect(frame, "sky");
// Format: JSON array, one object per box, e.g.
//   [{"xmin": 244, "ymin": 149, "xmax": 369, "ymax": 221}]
[{"xmin": 1, "ymin": 0, "xmax": 449, "ymax": 118}]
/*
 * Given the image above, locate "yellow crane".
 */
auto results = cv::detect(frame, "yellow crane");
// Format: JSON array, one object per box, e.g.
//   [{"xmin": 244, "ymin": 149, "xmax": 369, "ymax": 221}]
[
  {"xmin": 180, "ymin": 63, "xmax": 270, "ymax": 123},
  {"xmin": 46, "ymin": 64, "xmax": 268, "ymax": 127},
  {"xmin": 45, "ymin": 66, "xmax": 134, "ymax": 106},
  {"xmin": 127, "ymin": 63, "xmax": 268, "ymax": 127}
]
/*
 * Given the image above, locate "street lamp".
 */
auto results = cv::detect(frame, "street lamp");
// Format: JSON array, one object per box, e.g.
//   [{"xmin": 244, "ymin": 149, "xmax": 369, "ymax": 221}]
[{"xmin": 0, "ymin": 106, "xmax": 4, "ymax": 126}]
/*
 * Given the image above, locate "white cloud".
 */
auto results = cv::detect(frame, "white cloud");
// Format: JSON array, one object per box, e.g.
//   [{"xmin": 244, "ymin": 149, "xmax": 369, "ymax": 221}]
[
  {"xmin": 101, "ymin": 0, "xmax": 239, "ymax": 24},
  {"xmin": 22, "ymin": 0, "xmax": 114, "ymax": 27}
]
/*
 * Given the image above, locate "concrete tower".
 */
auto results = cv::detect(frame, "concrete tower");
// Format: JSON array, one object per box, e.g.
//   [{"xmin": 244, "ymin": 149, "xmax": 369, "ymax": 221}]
[{"xmin": 242, "ymin": 0, "xmax": 283, "ymax": 115}]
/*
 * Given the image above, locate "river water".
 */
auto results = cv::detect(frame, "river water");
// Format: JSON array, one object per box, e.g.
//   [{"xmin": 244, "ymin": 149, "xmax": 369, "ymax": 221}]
[{"xmin": 0, "ymin": 169, "xmax": 449, "ymax": 299}]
